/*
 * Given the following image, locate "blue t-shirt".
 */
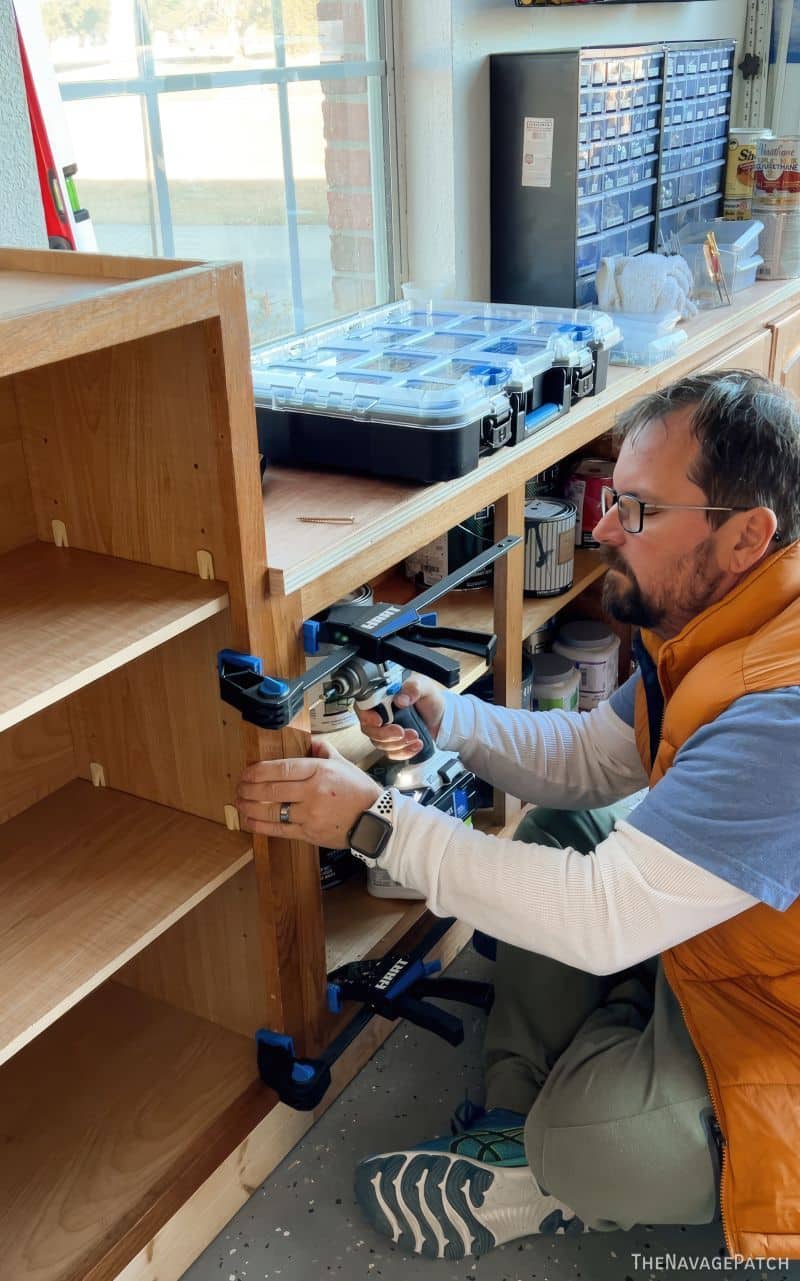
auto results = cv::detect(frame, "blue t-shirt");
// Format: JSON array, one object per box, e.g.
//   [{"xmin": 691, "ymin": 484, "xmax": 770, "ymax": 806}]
[{"xmin": 610, "ymin": 674, "xmax": 800, "ymax": 911}]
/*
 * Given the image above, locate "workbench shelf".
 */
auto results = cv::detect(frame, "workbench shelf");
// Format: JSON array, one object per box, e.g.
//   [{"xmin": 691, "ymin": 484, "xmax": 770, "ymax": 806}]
[{"xmin": 3, "ymin": 244, "xmax": 800, "ymax": 1281}]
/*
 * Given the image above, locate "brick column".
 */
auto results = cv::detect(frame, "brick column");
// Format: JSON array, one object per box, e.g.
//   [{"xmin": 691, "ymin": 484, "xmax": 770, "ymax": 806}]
[{"xmin": 318, "ymin": 0, "xmax": 377, "ymax": 314}]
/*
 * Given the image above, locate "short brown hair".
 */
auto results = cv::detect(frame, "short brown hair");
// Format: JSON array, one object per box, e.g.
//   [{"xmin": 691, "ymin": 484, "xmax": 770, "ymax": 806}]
[{"xmin": 614, "ymin": 370, "xmax": 800, "ymax": 542}]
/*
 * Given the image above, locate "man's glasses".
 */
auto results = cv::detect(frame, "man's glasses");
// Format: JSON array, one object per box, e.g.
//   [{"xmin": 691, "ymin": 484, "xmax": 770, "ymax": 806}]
[{"xmin": 600, "ymin": 486, "xmax": 753, "ymax": 535}]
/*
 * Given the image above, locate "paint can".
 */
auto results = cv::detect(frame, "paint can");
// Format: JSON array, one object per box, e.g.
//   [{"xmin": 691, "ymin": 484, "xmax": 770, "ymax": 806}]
[
  {"xmin": 725, "ymin": 128, "xmax": 771, "ymax": 205},
  {"xmin": 471, "ymin": 651, "xmax": 535, "ymax": 711},
  {"xmin": 405, "ymin": 506, "xmax": 495, "ymax": 590},
  {"xmin": 723, "ymin": 197, "xmax": 756, "ymax": 221},
  {"xmin": 565, "ymin": 457, "xmax": 613, "ymax": 548},
  {"xmin": 553, "ymin": 620, "xmax": 620, "ymax": 711},
  {"xmin": 309, "ymin": 583, "xmax": 373, "ymax": 732},
  {"xmin": 523, "ymin": 498, "xmax": 577, "ymax": 597},
  {"xmin": 524, "ymin": 618, "xmax": 557, "ymax": 655},
  {"xmin": 753, "ymin": 136, "xmax": 800, "ymax": 210}
]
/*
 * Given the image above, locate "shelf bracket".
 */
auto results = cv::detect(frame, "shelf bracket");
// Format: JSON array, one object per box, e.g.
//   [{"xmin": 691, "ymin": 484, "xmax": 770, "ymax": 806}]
[
  {"xmin": 196, "ymin": 549, "xmax": 215, "ymax": 580},
  {"xmin": 51, "ymin": 519, "xmax": 69, "ymax": 547}
]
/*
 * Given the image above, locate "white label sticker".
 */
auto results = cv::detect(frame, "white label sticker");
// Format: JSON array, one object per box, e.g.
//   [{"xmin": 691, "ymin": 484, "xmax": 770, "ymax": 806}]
[{"xmin": 521, "ymin": 116, "xmax": 554, "ymax": 189}]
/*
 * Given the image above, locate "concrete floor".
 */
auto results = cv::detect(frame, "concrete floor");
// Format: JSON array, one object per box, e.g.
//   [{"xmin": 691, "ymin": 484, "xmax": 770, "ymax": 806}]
[{"xmin": 182, "ymin": 946, "xmax": 797, "ymax": 1281}]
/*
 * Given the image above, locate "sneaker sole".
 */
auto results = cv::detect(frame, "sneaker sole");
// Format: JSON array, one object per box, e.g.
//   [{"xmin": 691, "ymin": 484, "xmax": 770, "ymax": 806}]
[{"xmin": 355, "ymin": 1150, "xmax": 584, "ymax": 1260}]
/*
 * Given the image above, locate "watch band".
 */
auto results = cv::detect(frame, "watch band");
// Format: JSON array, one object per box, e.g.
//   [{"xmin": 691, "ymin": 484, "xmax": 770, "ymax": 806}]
[{"xmin": 348, "ymin": 788, "xmax": 395, "ymax": 864}]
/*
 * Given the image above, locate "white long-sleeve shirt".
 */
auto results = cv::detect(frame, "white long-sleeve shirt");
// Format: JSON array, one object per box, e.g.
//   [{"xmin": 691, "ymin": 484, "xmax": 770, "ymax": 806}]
[{"xmin": 376, "ymin": 688, "xmax": 762, "ymax": 974}]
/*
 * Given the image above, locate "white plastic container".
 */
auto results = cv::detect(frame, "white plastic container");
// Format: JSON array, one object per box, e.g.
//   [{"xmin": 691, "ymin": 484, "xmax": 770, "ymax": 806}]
[
  {"xmin": 553, "ymin": 620, "xmax": 620, "ymax": 710},
  {"xmin": 530, "ymin": 653, "xmax": 581, "ymax": 712}
]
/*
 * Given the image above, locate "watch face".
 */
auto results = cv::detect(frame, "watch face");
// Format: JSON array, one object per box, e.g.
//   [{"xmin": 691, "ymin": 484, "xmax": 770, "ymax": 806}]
[{"xmin": 351, "ymin": 810, "xmax": 391, "ymax": 857}]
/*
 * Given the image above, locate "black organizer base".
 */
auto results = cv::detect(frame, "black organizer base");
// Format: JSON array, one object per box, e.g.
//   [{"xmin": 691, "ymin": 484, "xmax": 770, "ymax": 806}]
[{"xmin": 257, "ymin": 408, "xmax": 483, "ymax": 485}]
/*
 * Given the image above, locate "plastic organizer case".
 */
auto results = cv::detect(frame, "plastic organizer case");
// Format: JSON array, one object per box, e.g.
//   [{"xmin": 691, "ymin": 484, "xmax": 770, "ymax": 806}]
[
  {"xmin": 676, "ymin": 219, "xmax": 764, "ymax": 296},
  {"xmin": 252, "ymin": 301, "xmax": 622, "ymax": 485}
]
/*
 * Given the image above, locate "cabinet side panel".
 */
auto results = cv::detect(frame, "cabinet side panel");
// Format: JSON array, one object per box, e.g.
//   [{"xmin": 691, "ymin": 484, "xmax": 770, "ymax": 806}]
[
  {"xmin": 15, "ymin": 325, "xmax": 231, "ymax": 575},
  {"xmin": 0, "ymin": 376, "xmax": 36, "ymax": 555},
  {"xmin": 0, "ymin": 704, "xmax": 76, "ymax": 823},
  {"xmin": 117, "ymin": 864, "xmax": 271, "ymax": 1037},
  {"xmin": 69, "ymin": 613, "xmax": 245, "ymax": 824}
]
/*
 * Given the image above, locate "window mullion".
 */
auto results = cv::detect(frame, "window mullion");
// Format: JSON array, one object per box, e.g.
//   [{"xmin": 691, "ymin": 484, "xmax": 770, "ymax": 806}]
[{"xmin": 273, "ymin": 0, "xmax": 306, "ymax": 333}]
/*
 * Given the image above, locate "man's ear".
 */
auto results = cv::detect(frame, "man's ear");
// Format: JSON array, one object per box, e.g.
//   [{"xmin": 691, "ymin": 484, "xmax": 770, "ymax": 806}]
[{"xmin": 726, "ymin": 507, "xmax": 779, "ymax": 574}]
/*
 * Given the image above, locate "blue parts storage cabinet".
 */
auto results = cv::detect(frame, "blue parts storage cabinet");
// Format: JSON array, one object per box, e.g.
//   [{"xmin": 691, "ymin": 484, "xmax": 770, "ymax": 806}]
[{"xmin": 490, "ymin": 41, "xmax": 735, "ymax": 309}]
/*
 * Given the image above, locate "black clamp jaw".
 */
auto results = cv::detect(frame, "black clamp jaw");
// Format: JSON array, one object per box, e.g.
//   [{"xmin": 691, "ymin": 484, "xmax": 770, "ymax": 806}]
[
  {"xmin": 218, "ymin": 535, "xmax": 519, "ymax": 730},
  {"xmin": 255, "ymin": 922, "xmax": 494, "ymax": 1110}
]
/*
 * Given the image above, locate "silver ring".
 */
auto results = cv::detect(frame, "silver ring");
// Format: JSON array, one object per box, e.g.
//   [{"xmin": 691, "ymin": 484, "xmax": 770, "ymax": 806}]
[{"xmin": 279, "ymin": 802, "xmax": 292, "ymax": 825}]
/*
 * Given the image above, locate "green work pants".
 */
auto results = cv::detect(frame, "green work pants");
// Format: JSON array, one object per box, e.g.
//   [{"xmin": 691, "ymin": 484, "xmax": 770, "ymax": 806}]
[{"xmin": 484, "ymin": 803, "xmax": 720, "ymax": 1232}]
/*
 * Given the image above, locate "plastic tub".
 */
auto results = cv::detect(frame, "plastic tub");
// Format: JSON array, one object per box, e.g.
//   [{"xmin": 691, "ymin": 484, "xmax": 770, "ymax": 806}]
[
  {"xmin": 530, "ymin": 653, "xmax": 580, "ymax": 713},
  {"xmin": 554, "ymin": 620, "xmax": 620, "ymax": 711},
  {"xmin": 604, "ymin": 309, "xmax": 688, "ymax": 366},
  {"xmin": 678, "ymin": 217, "xmax": 763, "ymax": 262}
]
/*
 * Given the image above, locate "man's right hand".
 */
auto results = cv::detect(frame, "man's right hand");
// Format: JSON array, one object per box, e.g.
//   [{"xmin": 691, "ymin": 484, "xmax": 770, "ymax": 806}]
[{"xmin": 356, "ymin": 675, "xmax": 446, "ymax": 760}]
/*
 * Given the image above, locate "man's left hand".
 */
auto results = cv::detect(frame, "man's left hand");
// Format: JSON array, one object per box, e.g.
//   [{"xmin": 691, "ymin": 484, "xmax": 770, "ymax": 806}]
[{"xmin": 236, "ymin": 739, "xmax": 382, "ymax": 847}]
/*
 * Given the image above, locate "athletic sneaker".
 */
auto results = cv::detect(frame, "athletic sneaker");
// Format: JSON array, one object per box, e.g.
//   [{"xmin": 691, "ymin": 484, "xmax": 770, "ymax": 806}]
[{"xmin": 354, "ymin": 1105, "xmax": 586, "ymax": 1260}]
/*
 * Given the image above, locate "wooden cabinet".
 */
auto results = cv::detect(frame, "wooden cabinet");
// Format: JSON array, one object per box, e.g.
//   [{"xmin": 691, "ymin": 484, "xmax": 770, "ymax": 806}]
[
  {"xmin": 700, "ymin": 327, "xmax": 773, "ymax": 377},
  {"xmin": 769, "ymin": 304, "xmax": 800, "ymax": 396},
  {"xmin": 0, "ymin": 248, "xmax": 318, "ymax": 1281},
  {"xmin": 3, "ymin": 250, "xmax": 800, "ymax": 1281}
]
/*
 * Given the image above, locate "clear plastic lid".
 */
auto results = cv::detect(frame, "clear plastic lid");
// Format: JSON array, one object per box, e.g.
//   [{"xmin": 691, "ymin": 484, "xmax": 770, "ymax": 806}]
[
  {"xmin": 557, "ymin": 620, "xmax": 616, "ymax": 650},
  {"xmin": 252, "ymin": 298, "xmax": 622, "ymax": 422},
  {"xmin": 531, "ymin": 653, "xmax": 578, "ymax": 685}
]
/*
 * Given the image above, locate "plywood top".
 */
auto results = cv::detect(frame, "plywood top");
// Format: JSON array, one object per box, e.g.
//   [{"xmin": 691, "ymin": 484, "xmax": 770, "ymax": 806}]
[
  {"xmin": 0, "ymin": 779, "xmax": 252, "ymax": 1066},
  {"xmin": 0, "ymin": 541, "xmax": 229, "ymax": 733},
  {"xmin": 0, "ymin": 268, "xmax": 129, "ymax": 320},
  {"xmin": 0, "ymin": 249, "xmax": 230, "ymax": 378},
  {"xmin": 263, "ymin": 279, "xmax": 800, "ymax": 613}
]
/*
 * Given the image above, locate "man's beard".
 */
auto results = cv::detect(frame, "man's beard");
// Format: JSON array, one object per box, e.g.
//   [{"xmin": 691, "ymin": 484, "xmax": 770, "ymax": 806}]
[
  {"xmin": 601, "ymin": 550, "xmax": 664, "ymax": 629},
  {"xmin": 601, "ymin": 539, "xmax": 725, "ymax": 635}
]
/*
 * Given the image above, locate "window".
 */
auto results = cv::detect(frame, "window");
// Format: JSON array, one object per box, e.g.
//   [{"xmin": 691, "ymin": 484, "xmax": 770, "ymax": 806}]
[{"xmin": 42, "ymin": 0, "xmax": 395, "ymax": 344}]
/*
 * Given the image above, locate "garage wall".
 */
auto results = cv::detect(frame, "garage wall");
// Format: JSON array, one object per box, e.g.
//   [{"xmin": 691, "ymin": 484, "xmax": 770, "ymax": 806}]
[
  {"xmin": 395, "ymin": 0, "xmax": 748, "ymax": 298},
  {"xmin": 0, "ymin": 0, "xmax": 47, "ymax": 248}
]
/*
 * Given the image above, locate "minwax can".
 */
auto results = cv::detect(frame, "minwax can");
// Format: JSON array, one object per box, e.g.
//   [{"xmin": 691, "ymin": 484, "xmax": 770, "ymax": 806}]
[
  {"xmin": 725, "ymin": 128, "xmax": 771, "ymax": 215},
  {"xmin": 753, "ymin": 136, "xmax": 800, "ymax": 210}
]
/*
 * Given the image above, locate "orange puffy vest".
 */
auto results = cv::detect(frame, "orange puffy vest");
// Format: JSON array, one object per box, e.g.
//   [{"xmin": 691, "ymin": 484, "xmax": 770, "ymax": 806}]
[{"xmin": 633, "ymin": 540, "xmax": 800, "ymax": 1258}]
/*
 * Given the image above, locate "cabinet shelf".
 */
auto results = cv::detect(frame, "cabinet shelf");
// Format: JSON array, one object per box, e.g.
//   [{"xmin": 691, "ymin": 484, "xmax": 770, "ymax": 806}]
[
  {"xmin": 324, "ymin": 876, "xmax": 428, "ymax": 971},
  {"xmin": 0, "ymin": 981, "xmax": 263, "ymax": 1281},
  {"xmin": 0, "ymin": 542, "xmax": 229, "ymax": 733},
  {"xmin": 0, "ymin": 779, "xmax": 251, "ymax": 1066}
]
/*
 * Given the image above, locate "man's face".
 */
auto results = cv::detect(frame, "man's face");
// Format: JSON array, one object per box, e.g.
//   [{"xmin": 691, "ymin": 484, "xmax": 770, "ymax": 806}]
[{"xmin": 592, "ymin": 406, "xmax": 730, "ymax": 638}]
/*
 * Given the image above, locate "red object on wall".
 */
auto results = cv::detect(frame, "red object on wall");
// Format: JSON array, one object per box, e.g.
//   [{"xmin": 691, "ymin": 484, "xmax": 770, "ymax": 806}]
[{"xmin": 15, "ymin": 14, "xmax": 75, "ymax": 249}]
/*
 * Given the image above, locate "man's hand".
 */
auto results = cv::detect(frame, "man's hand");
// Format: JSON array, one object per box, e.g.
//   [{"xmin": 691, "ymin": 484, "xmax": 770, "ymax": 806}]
[
  {"xmin": 356, "ymin": 675, "xmax": 446, "ymax": 760},
  {"xmin": 236, "ymin": 739, "xmax": 382, "ymax": 847}
]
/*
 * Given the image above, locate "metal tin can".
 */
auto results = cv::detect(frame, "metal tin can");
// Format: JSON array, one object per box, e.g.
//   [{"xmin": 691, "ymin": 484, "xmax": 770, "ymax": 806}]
[
  {"xmin": 753, "ymin": 136, "xmax": 800, "ymax": 210},
  {"xmin": 523, "ymin": 498, "xmax": 577, "ymax": 597},
  {"xmin": 725, "ymin": 128, "xmax": 771, "ymax": 201},
  {"xmin": 723, "ymin": 197, "xmax": 755, "ymax": 221},
  {"xmin": 565, "ymin": 457, "xmax": 613, "ymax": 548},
  {"xmin": 405, "ymin": 506, "xmax": 495, "ymax": 590}
]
